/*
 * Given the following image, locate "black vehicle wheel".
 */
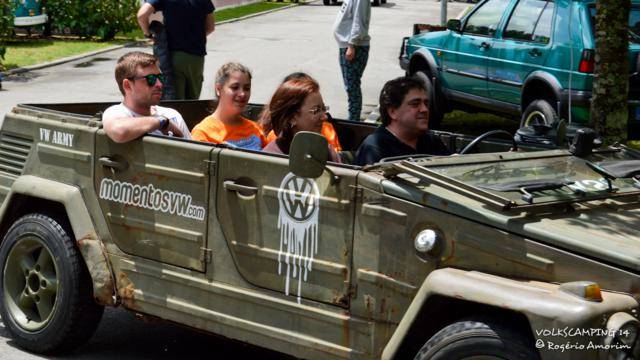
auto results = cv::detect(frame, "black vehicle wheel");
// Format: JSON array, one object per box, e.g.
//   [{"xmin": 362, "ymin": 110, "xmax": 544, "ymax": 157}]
[
  {"xmin": 415, "ymin": 318, "xmax": 539, "ymax": 360},
  {"xmin": 414, "ymin": 70, "xmax": 444, "ymax": 129},
  {"xmin": 323, "ymin": 0, "xmax": 330, "ymax": 4},
  {"xmin": 381, "ymin": 0, "xmax": 387, "ymax": 4},
  {"xmin": 372, "ymin": 0, "xmax": 380, "ymax": 6},
  {"xmin": 520, "ymin": 99, "xmax": 558, "ymax": 128},
  {"xmin": 0, "ymin": 213, "xmax": 104, "ymax": 354}
]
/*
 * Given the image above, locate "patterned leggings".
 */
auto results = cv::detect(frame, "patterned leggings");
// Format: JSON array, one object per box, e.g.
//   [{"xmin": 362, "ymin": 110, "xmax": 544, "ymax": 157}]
[{"xmin": 339, "ymin": 46, "xmax": 369, "ymax": 122}]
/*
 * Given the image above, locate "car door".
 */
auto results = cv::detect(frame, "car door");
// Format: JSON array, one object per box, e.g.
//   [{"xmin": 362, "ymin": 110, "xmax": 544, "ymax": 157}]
[
  {"xmin": 216, "ymin": 149, "xmax": 356, "ymax": 307},
  {"xmin": 489, "ymin": 0, "xmax": 555, "ymax": 104},
  {"xmin": 95, "ymin": 132, "xmax": 212, "ymax": 272},
  {"xmin": 441, "ymin": 0, "xmax": 512, "ymax": 99}
]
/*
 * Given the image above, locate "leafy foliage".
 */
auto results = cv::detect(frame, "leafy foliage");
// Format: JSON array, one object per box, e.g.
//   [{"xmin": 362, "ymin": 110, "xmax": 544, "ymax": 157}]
[
  {"xmin": 44, "ymin": 0, "xmax": 139, "ymax": 40},
  {"xmin": 0, "ymin": 0, "xmax": 15, "ymax": 70}
]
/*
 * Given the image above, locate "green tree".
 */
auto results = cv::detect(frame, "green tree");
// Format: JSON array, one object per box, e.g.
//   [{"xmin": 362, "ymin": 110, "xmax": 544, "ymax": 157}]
[
  {"xmin": 590, "ymin": 0, "xmax": 631, "ymax": 144},
  {"xmin": 0, "ymin": 0, "xmax": 15, "ymax": 71}
]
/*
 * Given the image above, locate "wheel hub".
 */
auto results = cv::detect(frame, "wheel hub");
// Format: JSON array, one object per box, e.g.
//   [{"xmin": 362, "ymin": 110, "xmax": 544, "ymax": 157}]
[{"xmin": 3, "ymin": 236, "xmax": 59, "ymax": 331}]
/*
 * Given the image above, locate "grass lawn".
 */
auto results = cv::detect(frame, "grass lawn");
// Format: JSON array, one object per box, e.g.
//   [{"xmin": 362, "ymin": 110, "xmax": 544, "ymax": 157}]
[
  {"xmin": 1, "ymin": 1, "xmax": 292, "ymax": 71},
  {"xmin": 1, "ymin": 39, "xmax": 126, "ymax": 70}
]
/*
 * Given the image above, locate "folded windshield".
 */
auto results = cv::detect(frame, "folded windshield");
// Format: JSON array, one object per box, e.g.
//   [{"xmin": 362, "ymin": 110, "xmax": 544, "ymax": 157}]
[{"xmin": 386, "ymin": 148, "xmax": 640, "ymax": 211}]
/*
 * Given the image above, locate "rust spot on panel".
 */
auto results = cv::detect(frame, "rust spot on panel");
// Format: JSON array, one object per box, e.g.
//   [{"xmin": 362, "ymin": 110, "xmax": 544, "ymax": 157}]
[
  {"xmin": 441, "ymin": 200, "xmax": 449, "ymax": 208},
  {"xmin": 364, "ymin": 294, "xmax": 375, "ymax": 314},
  {"xmin": 77, "ymin": 232, "xmax": 116, "ymax": 305},
  {"xmin": 379, "ymin": 297, "xmax": 387, "ymax": 315},
  {"xmin": 342, "ymin": 317, "xmax": 350, "ymax": 348},
  {"xmin": 331, "ymin": 290, "xmax": 349, "ymax": 307},
  {"xmin": 117, "ymin": 272, "xmax": 138, "ymax": 310}
]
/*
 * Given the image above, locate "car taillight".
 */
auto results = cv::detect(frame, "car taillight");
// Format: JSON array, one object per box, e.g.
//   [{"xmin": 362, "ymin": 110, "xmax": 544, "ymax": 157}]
[{"xmin": 579, "ymin": 49, "xmax": 595, "ymax": 73}]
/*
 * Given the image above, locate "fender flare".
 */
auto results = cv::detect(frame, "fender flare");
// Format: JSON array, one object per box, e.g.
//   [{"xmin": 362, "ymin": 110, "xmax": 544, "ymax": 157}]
[
  {"xmin": 521, "ymin": 71, "xmax": 563, "ymax": 111},
  {"xmin": 0, "ymin": 175, "xmax": 116, "ymax": 306},
  {"xmin": 382, "ymin": 268, "xmax": 637, "ymax": 359},
  {"xmin": 409, "ymin": 48, "xmax": 439, "ymax": 78}
]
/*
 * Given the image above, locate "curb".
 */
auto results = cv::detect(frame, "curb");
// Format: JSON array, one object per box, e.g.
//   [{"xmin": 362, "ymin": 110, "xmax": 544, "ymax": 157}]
[
  {"xmin": 2, "ymin": 42, "xmax": 145, "ymax": 76},
  {"xmin": 1, "ymin": 1, "xmax": 306, "ymax": 77}
]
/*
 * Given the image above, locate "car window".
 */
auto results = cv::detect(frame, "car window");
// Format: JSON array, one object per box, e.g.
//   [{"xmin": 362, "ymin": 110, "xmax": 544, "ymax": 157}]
[
  {"xmin": 629, "ymin": 6, "xmax": 640, "ymax": 42},
  {"xmin": 464, "ymin": 0, "xmax": 511, "ymax": 37},
  {"xmin": 532, "ymin": 2, "xmax": 554, "ymax": 44},
  {"xmin": 504, "ymin": 0, "xmax": 547, "ymax": 42}
]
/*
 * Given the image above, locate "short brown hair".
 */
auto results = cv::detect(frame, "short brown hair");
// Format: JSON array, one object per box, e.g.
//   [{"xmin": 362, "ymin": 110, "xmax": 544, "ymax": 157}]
[
  {"xmin": 261, "ymin": 77, "xmax": 319, "ymax": 140},
  {"xmin": 379, "ymin": 76, "xmax": 427, "ymax": 126},
  {"xmin": 114, "ymin": 51, "xmax": 158, "ymax": 95}
]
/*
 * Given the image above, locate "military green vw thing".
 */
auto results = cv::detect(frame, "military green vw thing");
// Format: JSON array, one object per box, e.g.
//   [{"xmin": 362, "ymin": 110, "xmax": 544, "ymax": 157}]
[{"xmin": 0, "ymin": 101, "xmax": 639, "ymax": 359}]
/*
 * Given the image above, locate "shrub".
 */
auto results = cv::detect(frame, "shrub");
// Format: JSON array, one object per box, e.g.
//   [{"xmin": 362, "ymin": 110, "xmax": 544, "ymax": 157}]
[
  {"xmin": 0, "ymin": 0, "xmax": 14, "ymax": 70},
  {"xmin": 44, "ymin": 0, "xmax": 139, "ymax": 40}
]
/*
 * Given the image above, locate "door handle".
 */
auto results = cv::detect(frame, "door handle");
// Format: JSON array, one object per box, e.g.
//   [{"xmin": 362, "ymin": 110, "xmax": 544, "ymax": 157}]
[
  {"xmin": 479, "ymin": 42, "xmax": 491, "ymax": 49},
  {"xmin": 223, "ymin": 180, "xmax": 258, "ymax": 195},
  {"xmin": 528, "ymin": 49, "xmax": 542, "ymax": 57},
  {"xmin": 99, "ymin": 156, "xmax": 128, "ymax": 171}
]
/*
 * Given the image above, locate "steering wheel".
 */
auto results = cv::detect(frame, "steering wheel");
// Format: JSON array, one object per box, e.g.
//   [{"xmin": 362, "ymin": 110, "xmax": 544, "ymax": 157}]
[{"xmin": 459, "ymin": 130, "xmax": 518, "ymax": 155}]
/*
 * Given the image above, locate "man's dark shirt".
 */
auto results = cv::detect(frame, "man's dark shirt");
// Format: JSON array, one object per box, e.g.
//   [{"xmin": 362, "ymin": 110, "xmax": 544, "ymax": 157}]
[
  {"xmin": 355, "ymin": 126, "xmax": 451, "ymax": 166},
  {"xmin": 148, "ymin": 0, "xmax": 214, "ymax": 57}
]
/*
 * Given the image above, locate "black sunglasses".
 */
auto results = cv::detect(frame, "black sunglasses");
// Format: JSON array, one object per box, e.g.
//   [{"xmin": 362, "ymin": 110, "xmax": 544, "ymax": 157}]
[{"xmin": 129, "ymin": 73, "xmax": 167, "ymax": 86}]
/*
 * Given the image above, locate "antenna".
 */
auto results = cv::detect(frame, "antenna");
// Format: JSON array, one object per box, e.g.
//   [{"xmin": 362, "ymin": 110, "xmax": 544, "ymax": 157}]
[{"xmin": 568, "ymin": 0, "xmax": 574, "ymax": 124}]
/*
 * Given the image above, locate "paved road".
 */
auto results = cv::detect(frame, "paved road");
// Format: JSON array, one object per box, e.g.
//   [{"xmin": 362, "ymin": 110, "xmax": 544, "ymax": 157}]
[
  {"xmin": 0, "ymin": 0, "xmax": 468, "ymax": 121},
  {"xmin": 0, "ymin": 1, "xmax": 469, "ymax": 358}
]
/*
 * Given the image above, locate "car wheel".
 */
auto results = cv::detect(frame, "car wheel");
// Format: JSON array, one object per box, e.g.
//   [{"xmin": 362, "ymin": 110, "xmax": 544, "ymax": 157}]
[
  {"xmin": 381, "ymin": 0, "xmax": 387, "ymax": 4},
  {"xmin": 415, "ymin": 318, "xmax": 539, "ymax": 360},
  {"xmin": 372, "ymin": 0, "xmax": 380, "ymax": 6},
  {"xmin": 0, "ymin": 213, "xmax": 104, "ymax": 354},
  {"xmin": 323, "ymin": 0, "xmax": 330, "ymax": 4},
  {"xmin": 414, "ymin": 70, "xmax": 444, "ymax": 129},
  {"xmin": 520, "ymin": 99, "xmax": 558, "ymax": 128}
]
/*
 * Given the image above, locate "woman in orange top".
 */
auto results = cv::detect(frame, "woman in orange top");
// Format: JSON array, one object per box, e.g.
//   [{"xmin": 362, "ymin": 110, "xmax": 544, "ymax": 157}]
[
  {"xmin": 192, "ymin": 62, "xmax": 266, "ymax": 150},
  {"xmin": 261, "ymin": 77, "xmax": 341, "ymax": 163},
  {"xmin": 261, "ymin": 72, "xmax": 342, "ymax": 152}
]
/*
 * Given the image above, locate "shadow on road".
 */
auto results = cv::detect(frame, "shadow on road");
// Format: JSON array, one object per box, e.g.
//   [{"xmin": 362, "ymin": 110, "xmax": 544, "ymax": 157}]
[{"xmin": 2, "ymin": 308, "xmax": 295, "ymax": 359}]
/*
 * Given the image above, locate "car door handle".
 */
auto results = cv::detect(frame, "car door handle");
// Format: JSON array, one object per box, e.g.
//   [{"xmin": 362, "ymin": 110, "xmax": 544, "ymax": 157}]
[
  {"xmin": 479, "ymin": 42, "xmax": 491, "ymax": 49},
  {"xmin": 223, "ymin": 180, "xmax": 258, "ymax": 195},
  {"xmin": 528, "ymin": 49, "xmax": 542, "ymax": 57},
  {"xmin": 99, "ymin": 156, "xmax": 128, "ymax": 171}
]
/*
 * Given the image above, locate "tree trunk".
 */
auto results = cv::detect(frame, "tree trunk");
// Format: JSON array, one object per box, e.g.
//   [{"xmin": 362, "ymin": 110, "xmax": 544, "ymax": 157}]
[{"xmin": 590, "ymin": 0, "xmax": 630, "ymax": 144}]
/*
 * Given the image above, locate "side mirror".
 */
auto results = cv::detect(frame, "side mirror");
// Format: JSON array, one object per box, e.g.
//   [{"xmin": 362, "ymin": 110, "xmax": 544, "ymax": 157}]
[
  {"xmin": 446, "ymin": 19, "xmax": 461, "ymax": 32},
  {"xmin": 289, "ymin": 131, "xmax": 328, "ymax": 179}
]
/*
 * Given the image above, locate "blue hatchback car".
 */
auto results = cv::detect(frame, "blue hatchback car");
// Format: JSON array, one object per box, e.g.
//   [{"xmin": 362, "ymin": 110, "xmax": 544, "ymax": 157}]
[{"xmin": 400, "ymin": 0, "xmax": 640, "ymax": 134}]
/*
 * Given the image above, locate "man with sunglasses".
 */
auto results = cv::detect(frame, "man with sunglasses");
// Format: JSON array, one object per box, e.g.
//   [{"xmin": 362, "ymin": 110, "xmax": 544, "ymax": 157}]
[{"xmin": 103, "ymin": 51, "xmax": 191, "ymax": 143}]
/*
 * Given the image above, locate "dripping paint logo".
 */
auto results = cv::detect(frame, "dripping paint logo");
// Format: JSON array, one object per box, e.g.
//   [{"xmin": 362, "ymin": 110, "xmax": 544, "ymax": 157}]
[{"xmin": 277, "ymin": 172, "xmax": 320, "ymax": 303}]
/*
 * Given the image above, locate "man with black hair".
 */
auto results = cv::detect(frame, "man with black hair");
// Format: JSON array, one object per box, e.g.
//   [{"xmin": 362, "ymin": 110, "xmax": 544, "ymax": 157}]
[{"xmin": 354, "ymin": 76, "xmax": 451, "ymax": 166}]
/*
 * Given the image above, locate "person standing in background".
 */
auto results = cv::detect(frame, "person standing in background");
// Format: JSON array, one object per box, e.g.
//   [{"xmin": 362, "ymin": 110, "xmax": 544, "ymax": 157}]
[
  {"xmin": 137, "ymin": 0, "xmax": 215, "ymax": 100},
  {"xmin": 333, "ymin": 0, "xmax": 371, "ymax": 122}
]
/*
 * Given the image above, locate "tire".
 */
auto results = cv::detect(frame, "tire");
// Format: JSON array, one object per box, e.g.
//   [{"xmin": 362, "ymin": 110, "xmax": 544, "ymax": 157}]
[
  {"xmin": 372, "ymin": 0, "xmax": 380, "ymax": 6},
  {"xmin": 0, "ymin": 213, "xmax": 104, "ymax": 354},
  {"xmin": 414, "ymin": 70, "xmax": 444, "ymax": 129},
  {"xmin": 381, "ymin": 0, "xmax": 387, "ymax": 4},
  {"xmin": 520, "ymin": 99, "xmax": 558, "ymax": 128},
  {"xmin": 415, "ymin": 318, "xmax": 539, "ymax": 360},
  {"xmin": 323, "ymin": 0, "xmax": 330, "ymax": 4}
]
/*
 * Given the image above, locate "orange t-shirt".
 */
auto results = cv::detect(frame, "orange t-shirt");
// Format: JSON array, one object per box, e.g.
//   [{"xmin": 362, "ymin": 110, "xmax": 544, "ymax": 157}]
[
  {"xmin": 192, "ymin": 115, "xmax": 266, "ymax": 150},
  {"xmin": 266, "ymin": 122, "xmax": 342, "ymax": 152}
]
